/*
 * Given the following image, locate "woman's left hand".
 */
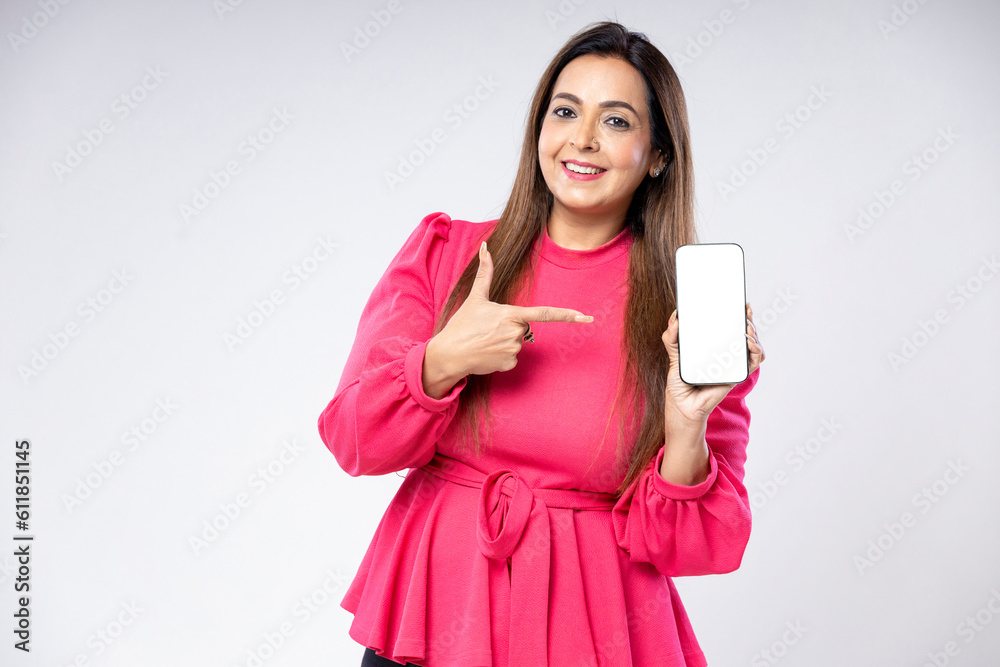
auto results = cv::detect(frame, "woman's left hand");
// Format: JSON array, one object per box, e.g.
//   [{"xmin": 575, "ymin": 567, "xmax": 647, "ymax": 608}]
[{"xmin": 661, "ymin": 302, "xmax": 765, "ymax": 427}]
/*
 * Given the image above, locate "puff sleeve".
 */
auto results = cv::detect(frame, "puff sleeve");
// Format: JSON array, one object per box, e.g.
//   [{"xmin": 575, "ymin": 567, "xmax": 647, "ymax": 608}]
[
  {"xmin": 612, "ymin": 366, "xmax": 760, "ymax": 577},
  {"xmin": 317, "ymin": 212, "xmax": 468, "ymax": 477}
]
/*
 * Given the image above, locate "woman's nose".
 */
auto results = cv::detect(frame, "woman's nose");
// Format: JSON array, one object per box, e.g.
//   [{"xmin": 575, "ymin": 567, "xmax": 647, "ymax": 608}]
[{"xmin": 570, "ymin": 117, "xmax": 597, "ymax": 150}]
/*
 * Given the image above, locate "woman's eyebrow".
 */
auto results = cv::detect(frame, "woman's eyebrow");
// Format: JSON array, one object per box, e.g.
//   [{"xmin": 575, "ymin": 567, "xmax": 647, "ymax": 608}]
[{"xmin": 551, "ymin": 92, "xmax": 639, "ymax": 116}]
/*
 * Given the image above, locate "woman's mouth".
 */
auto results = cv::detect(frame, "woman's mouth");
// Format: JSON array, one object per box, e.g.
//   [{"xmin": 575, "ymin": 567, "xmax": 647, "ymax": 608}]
[{"xmin": 561, "ymin": 160, "xmax": 607, "ymax": 181}]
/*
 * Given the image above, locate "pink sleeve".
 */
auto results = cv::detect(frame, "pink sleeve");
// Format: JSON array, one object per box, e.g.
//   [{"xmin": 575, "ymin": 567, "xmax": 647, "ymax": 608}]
[
  {"xmin": 612, "ymin": 366, "xmax": 760, "ymax": 577},
  {"xmin": 317, "ymin": 212, "xmax": 468, "ymax": 477}
]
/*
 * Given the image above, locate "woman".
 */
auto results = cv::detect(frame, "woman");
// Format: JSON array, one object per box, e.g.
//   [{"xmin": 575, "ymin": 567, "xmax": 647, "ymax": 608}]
[{"xmin": 319, "ymin": 21, "xmax": 765, "ymax": 667}]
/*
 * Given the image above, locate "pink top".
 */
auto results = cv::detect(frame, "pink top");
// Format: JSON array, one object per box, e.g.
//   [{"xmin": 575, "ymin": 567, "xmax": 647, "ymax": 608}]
[{"xmin": 318, "ymin": 211, "xmax": 760, "ymax": 667}]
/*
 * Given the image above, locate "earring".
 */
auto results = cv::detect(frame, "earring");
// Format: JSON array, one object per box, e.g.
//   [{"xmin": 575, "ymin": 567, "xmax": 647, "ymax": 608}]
[{"xmin": 653, "ymin": 166, "xmax": 662, "ymax": 177}]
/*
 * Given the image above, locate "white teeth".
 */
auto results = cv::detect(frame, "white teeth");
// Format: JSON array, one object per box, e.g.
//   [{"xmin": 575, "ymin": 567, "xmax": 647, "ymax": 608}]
[{"xmin": 564, "ymin": 162, "xmax": 605, "ymax": 175}]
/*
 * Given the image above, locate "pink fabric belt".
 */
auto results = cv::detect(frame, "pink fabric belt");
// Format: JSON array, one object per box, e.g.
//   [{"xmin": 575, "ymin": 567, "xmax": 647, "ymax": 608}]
[{"xmin": 418, "ymin": 452, "xmax": 618, "ymax": 665}]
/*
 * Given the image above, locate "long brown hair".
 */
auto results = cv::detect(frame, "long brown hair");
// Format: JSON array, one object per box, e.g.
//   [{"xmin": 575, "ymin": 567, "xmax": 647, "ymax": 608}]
[{"xmin": 431, "ymin": 21, "xmax": 697, "ymax": 497}]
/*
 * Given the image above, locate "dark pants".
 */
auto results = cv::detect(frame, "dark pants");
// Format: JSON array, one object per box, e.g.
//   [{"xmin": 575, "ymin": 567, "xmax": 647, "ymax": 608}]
[{"xmin": 360, "ymin": 646, "xmax": 420, "ymax": 666}]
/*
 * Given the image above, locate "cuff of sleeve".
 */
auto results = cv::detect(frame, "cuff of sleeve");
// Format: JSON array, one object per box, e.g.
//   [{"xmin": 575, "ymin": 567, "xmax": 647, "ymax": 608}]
[
  {"xmin": 404, "ymin": 339, "xmax": 468, "ymax": 412},
  {"xmin": 650, "ymin": 444, "xmax": 719, "ymax": 500}
]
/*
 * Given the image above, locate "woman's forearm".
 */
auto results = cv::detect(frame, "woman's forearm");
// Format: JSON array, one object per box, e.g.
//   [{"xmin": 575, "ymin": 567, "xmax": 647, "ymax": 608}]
[
  {"xmin": 659, "ymin": 414, "xmax": 711, "ymax": 486},
  {"xmin": 422, "ymin": 335, "xmax": 468, "ymax": 400}
]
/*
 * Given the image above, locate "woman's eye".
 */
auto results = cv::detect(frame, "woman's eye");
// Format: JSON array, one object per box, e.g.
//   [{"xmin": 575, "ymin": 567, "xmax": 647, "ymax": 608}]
[{"xmin": 551, "ymin": 107, "xmax": 629, "ymax": 129}]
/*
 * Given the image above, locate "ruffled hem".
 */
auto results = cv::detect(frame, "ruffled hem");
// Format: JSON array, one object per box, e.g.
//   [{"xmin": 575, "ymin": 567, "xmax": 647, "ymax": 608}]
[
  {"xmin": 340, "ymin": 461, "xmax": 709, "ymax": 666},
  {"xmin": 342, "ymin": 467, "xmax": 494, "ymax": 666}
]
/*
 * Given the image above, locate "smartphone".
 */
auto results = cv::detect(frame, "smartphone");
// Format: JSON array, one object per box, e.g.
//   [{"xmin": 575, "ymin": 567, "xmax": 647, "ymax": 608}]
[{"xmin": 674, "ymin": 243, "xmax": 749, "ymax": 385}]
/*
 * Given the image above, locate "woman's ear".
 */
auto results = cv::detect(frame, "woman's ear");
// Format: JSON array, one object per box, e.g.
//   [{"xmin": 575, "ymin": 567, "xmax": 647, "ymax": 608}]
[{"xmin": 649, "ymin": 150, "xmax": 668, "ymax": 177}]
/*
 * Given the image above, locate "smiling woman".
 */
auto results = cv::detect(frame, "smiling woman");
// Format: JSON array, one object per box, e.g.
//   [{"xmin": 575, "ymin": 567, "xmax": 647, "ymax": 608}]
[
  {"xmin": 538, "ymin": 55, "xmax": 667, "ymax": 247},
  {"xmin": 319, "ymin": 20, "xmax": 765, "ymax": 667}
]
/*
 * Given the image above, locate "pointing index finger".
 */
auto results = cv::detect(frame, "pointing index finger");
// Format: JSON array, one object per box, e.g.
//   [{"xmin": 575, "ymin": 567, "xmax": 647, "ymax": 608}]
[{"xmin": 513, "ymin": 305, "xmax": 593, "ymax": 323}]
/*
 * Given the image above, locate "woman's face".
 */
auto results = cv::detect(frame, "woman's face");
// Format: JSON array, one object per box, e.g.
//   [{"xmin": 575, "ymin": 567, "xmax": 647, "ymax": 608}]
[{"xmin": 538, "ymin": 54, "xmax": 663, "ymax": 226}]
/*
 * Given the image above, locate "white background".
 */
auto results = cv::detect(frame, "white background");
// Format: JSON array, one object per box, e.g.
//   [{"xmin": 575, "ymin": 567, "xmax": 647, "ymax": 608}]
[{"xmin": 2, "ymin": 0, "xmax": 998, "ymax": 665}]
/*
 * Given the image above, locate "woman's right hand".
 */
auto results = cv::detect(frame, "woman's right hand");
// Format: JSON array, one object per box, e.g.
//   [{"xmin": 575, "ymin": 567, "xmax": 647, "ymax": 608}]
[{"xmin": 429, "ymin": 241, "xmax": 594, "ymax": 379}]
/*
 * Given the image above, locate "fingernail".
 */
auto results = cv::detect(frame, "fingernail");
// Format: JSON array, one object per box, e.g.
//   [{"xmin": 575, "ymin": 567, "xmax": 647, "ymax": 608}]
[
  {"xmin": 575, "ymin": 314, "xmax": 593, "ymax": 322},
  {"xmin": 479, "ymin": 241, "xmax": 486, "ymax": 259}
]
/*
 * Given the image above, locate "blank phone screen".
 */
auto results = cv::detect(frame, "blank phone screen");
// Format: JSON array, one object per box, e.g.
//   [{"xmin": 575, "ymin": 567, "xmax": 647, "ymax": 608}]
[{"xmin": 675, "ymin": 243, "xmax": 749, "ymax": 385}]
